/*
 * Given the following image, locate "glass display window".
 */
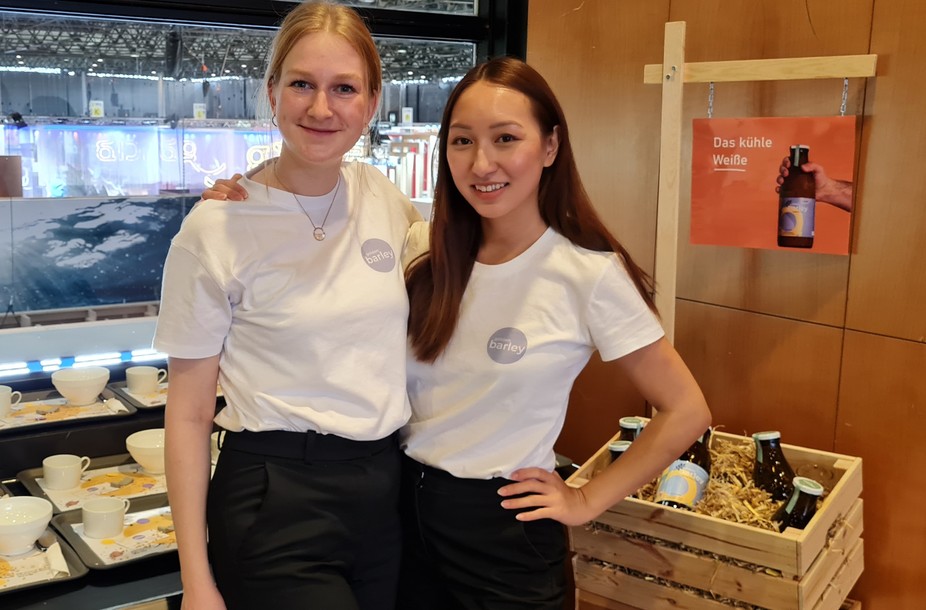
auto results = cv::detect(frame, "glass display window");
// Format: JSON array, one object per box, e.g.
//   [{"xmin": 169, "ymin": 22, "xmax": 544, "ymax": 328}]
[{"xmin": 0, "ymin": 0, "xmax": 523, "ymax": 386}]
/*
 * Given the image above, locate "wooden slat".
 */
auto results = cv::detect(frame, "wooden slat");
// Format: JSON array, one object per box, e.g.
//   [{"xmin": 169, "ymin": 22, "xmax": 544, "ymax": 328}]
[
  {"xmin": 575, "ymin": 556, "xmax": 733, "ymax": 610},
  {"xmin": 653, "ymin": 21, "xmax": 686, "ymax": 344},
  {"xmin": 813, "ymin": 540, "xmax": 865, "ymax": 610},
  {"xmin": 573, "ymin": 499, "xmax": 862, "ymax": 610},
  {"xmin": 574, "ymin": 540, "xmax": 864, "ymax": 610},
  {"xmin": 577, "ymin": 589, "xmax": 640, "ymax": 610},
  {"xmin": 799, "ymin": 500, "xmax": 864, "ymax": 609},
  {"xmin": 644, "ymin": 54, "xmax": 877, "ymax": 84},
  {"xmin": 573, "ymin": 527, "xmax": 798, "ymax": 609}
]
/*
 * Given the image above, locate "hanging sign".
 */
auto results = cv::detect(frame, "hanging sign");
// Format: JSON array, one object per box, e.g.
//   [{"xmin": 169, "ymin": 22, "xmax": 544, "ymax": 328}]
[{"xmin": 690, "ymin": 116, "xmax": 857, "ymax": 255}]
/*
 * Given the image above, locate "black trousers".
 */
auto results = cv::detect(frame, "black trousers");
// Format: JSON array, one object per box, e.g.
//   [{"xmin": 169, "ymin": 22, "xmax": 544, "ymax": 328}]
[
  {"xmin": 206, "ymin": 429, "xmax": 402, "ymax": 610},
  {"xmin": 397, "ymin": 456, "xmax": 567, "ymax": 610}
]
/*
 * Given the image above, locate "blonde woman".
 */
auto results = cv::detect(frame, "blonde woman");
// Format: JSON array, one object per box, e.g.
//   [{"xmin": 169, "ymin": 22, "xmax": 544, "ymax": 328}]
[{"xmin": 155, "ymin": 3, "xmax": 420, "ymax": 609}]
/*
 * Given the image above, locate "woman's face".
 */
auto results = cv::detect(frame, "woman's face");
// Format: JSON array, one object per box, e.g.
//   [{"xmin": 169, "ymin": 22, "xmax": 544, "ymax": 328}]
[
  {"xmin": 445, "ymin": 81, "xmax": 558, "ymax": 225},
  {"xmin": 270, "ymin": 32, "xmax": 377, "ymax": 168}
]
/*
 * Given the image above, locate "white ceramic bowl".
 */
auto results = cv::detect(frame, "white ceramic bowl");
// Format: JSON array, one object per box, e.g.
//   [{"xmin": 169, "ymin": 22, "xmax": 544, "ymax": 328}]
[
  {"xmin": 126, "ymin": 428, "xmax": 166, "ymax": 474},
  {"xmin": 51, "ymin": 366, "xmax": 110, "ymax": 406},
  {"xmin": 0, "ymin": 496, "xmax": 53, "ymax": 556}
]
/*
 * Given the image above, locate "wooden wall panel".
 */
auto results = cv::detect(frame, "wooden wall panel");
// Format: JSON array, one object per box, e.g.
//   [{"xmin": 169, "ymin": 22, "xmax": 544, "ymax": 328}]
[
  {"xmin": 556, "ymin": 353, "xmax": 647, "ymax": 464},
  {"xmin": 836, "ymin": 331, "xmax": 926, "ymax": 609},
  {"xmin": 526, "ymin": 0, "xmax": 670, "ymax": 275},
  {"xmin": 846, "ymin": 0, "xmax": 926, "ymax": 341},
  {"xmin": 528, "ymin": 0, "xmax": 669, "ymax": 463},
  {"xmin": 674, "ymin": 299, "xmax": 843, "ymax": 450},
  {"xmin": 527, "ymin": 2, "xmax": 923, "ymax": 606},
  {"xmin": 667, "ymin": 0, "xmax": 873, "ymax": 325}
]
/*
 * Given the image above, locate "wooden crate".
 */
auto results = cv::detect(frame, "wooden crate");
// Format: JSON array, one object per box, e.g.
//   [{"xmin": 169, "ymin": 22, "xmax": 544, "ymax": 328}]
[
  {"xmin": 567, "ymin": 428, "xmax": 863, "ymax": 610},
  {"xmin": 575, "ymin": 592, "xmax": 862, "ymax": 610}
]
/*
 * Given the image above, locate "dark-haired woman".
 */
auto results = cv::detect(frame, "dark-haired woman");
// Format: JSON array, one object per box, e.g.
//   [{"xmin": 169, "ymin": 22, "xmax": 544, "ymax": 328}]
[{"xmin": 398, "ymin": 57, "xmax": 711, "ymax": 610}]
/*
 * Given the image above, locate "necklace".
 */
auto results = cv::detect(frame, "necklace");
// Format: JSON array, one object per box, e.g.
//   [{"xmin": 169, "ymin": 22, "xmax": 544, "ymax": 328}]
[{"xmin": 273, "ymin": 161, "xmax": 341, "ymax": 241}]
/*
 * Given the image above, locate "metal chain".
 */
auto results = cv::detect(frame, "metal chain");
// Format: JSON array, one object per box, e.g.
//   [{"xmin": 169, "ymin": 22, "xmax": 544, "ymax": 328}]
[
  {"xmin": 840, "ymin": 77, "xmax": 849, "ymax": 116},
  {"xmin": 708, "ymin": 82, "xmax": 715, "ymax": 119}
]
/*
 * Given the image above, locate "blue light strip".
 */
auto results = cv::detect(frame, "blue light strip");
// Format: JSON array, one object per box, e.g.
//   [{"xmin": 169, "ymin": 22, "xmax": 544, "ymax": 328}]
[{"xmin": 0, "ymin": 349, "xmax": 168, "ymax": 382}]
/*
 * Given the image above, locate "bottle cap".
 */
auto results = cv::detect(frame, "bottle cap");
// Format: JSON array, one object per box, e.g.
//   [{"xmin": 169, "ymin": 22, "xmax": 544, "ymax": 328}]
[
  {"xmin": 608, "ymin": 440, "xmax": 632, "ymax": 453},
  {"xmin": 619, "ymin": 416, "xmax": 644, "ymax": 430},
  {"xmin": 793, "ymin": 476, "xmax": 824, "ymax": 496},
  {"xmin": 752, "ymin": 431, "xmax": 782, "ymax": 441}
]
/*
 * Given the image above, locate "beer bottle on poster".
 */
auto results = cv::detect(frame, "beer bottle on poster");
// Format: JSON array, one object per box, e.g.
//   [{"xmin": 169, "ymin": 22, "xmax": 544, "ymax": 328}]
[
  {"xmin": 752, "ymin": 431, "xmax": 796, "ymax": 501},
  {"xmin": 618, "ymin": 416, "xmax": 644, "ymax": 442},
  {"xmin": 772, "ymin": 476, "xmax": 824, "ymax": 532},
  {"xmin": 778, "ymin": 145, "xmax": 816, "ymax": 248},
  {"xmin": 654, "ymin": 428, "xmax": 712, "ymax": 510},
  {"xmin": 608, "ymin": 439, "xmax": 632, "ymax": 463}
]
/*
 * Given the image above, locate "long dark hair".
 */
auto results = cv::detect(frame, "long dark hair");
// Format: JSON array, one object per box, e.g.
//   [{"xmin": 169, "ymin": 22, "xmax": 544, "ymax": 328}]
[{"xmin": 406, "ymin": 57, "xmax": 657, "ymax": 363}]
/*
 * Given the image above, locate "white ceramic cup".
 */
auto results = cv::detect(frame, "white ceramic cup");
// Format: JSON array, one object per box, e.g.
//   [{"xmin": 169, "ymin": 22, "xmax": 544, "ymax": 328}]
[
  {"xmin": 82, "ymin": 497, "xmax": 131, "ymax": 538},
  {"xmin": 125, "ymin": 366, "xmax": 168, "ymax": 394},
  {"xmin": 42, "ymin": 454, "xmax": 92, "ymax": 490},
  {"xmin": 0, "ymin": 385, "xmax": 23, "ymax": 418}
]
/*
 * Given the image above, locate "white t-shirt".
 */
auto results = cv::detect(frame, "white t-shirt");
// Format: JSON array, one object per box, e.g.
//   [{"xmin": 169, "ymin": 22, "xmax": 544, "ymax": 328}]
[
  {"xmin": 402, "ymin": 227, "xmax": 665, "ymax": 478},
  {"xmin": 154, "ymin": 162, "xmax": 422, "ymax": 440}
]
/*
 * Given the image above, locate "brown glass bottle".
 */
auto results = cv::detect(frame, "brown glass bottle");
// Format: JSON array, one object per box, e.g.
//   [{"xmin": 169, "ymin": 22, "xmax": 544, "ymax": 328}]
[
  {"xmin": 752, "ymin": 431, "xmax": 796, "ymax": 501},
  {"xmin": 608, "ymin": 439, "xmax": 632, "ymax": 463},
  {"xmin": 772, "ymin": 476, "xmax": 824, "ymax": 532},
  {"xmin": 778, "ymin": 145, "xmax": 816, "ymax": 248},
  {"xmin": 618, "ymin": 416, "xmax": 645, "ymax": 442},
  {"xmin": 654, "ymin": 429, "xmax": 712, "ymax": 510}
]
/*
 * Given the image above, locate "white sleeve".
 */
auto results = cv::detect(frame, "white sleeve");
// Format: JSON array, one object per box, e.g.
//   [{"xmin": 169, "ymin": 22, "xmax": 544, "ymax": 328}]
[
  {"xmin": 587, "ymin": 257, "xmax": 665, "ymax": 361},
  {"xmin": 153, "ymin": 244, "xmax": 231, "ymax": 359},
  {"xmin": 402, "ymin": 220, "xmax": 430, "ymax": 271}
]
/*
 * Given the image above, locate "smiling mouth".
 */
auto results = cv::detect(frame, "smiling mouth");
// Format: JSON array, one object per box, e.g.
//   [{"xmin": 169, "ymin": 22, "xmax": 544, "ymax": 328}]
[
  {"xmin": 474, "ymin": 183, "xmax": 508, "ymax": 193},
  {"xmin": 301, "ymin": 125, "xmax": 338, "ymax": 134}
]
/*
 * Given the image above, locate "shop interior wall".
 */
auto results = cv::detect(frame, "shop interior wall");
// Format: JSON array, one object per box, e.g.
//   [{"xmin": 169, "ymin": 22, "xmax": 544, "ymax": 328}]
[
  {"xmin": 528, "ymin": 1, "xmax": 925, "ymax": 609},
  {"xmin": 0, "ymin": 72, "xmax": 446, "ymax": 123}
]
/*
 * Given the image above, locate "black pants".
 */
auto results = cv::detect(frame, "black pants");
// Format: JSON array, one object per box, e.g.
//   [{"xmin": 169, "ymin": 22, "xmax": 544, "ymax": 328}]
[
  {"xmin": 207, "ymin": 429, "xmax": 402, "ymax": 610},
  {"xmin": 397, "ymin": 456, "xmax": 566, "ymax": 610}
]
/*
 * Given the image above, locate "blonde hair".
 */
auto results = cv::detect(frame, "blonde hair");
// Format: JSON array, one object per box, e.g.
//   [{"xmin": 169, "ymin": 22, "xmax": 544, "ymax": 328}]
[{"xmin": 263, "ymin": 1, "xmax": 381, "ymax": 106}]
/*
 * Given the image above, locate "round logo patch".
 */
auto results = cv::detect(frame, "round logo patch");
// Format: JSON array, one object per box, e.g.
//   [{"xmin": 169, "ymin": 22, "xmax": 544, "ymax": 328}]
[
  {"xmin": 361, "ymin": 238, "xmax": 396, "ymax": 272},
  {"xmin": 487, "ymin": 327, "xmax": 528, "ymax": 364}
]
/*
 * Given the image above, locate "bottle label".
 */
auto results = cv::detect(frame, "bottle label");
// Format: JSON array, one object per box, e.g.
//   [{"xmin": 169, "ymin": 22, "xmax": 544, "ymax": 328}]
[
  {"xmin": 782, "ymin": 488, "xmax": 800, "ymax": 515},
  {"xmin": 654, "ymin": 460, "xmax": 710, "ymax": 507},
  {"xmin": 779, "ymin": 197, "xmax": 816, "ymax": 238}
]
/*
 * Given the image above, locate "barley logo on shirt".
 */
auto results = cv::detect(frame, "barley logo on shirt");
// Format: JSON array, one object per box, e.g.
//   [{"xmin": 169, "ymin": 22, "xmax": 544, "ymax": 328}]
[
  {"xmin": 487, "ymin": 327, "xmax": 528, "ymax": 364},
  {"xmin": 361, "ymin": 238, "xmax": 396, "ymax": 272}
]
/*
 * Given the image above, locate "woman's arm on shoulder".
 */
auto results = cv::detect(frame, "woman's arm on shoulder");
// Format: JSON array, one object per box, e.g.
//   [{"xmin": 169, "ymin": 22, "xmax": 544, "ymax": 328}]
[{"xmin": 402, "ymin": 220, "xmax": 430, "ymax": 271}]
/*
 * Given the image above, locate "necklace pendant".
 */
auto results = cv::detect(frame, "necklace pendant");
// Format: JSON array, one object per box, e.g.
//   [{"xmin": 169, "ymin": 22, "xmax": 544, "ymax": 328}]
[{"xmin": 313, "ymin": 227, "xmax": 326, "ymax": 241}]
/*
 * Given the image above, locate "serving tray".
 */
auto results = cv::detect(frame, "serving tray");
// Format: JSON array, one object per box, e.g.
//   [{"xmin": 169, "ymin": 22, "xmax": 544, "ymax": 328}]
[
  {"xmin": 0, "ymin": 527, "xmax": 88, "ymax": 596},
  {"xmin": 17, "ymin": 454, "xmax": 167, "ymax": 514},
  {"xmin": 51, "ymin": 495, "xmax": 175, "ymax": 569},
  {"xmin": 0, "ymin": 388, "xmax": 135, "ymax": 435},
  {"xmin": 107, "ymin": 380, "xmax": 224, "ymax": 410}
]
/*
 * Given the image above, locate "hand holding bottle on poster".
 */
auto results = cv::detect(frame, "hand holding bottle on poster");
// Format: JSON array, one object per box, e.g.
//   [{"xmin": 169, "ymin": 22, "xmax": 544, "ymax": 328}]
[{"xmin": 776, "ymin": 156, "xmax": 854, "ymax": 212}]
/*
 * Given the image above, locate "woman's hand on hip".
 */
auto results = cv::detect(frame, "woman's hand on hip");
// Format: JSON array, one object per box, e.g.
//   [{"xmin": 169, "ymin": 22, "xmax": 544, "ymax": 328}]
[{"xmin": 498, "ymin": 467, "xmax": 594, "ymax": 526}]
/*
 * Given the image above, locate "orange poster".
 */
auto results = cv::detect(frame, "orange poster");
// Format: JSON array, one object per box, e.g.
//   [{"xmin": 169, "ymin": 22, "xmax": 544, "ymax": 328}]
[{"xmin": 690, "ymin": 116, "xmax": 856, "ymax": 255}]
